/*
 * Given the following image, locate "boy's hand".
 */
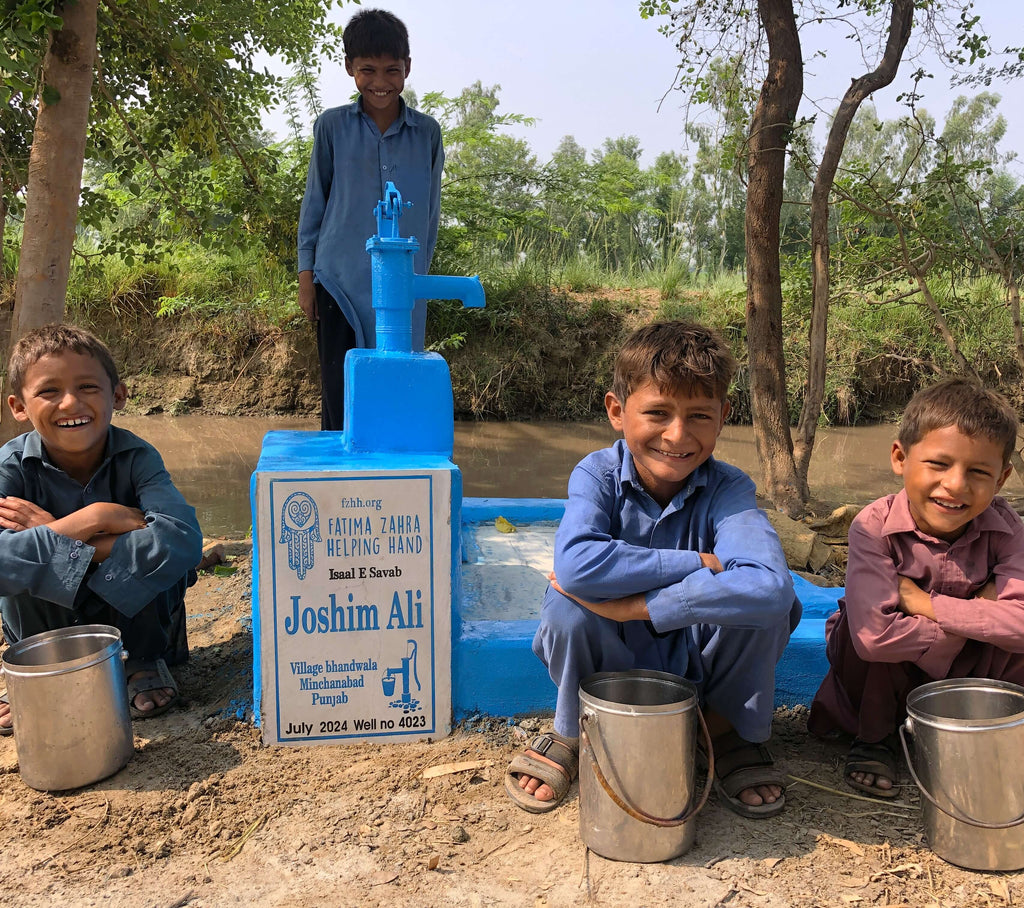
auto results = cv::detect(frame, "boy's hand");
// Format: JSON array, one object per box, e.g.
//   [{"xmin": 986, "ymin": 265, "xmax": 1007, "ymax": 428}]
[
  {"xmin": 87, "ymin": 534, "xmax": 119, "ymax": 562},
  {"xmin": 700, "ymin": 552, "xmax": 724, "ymax": 573},
  {"xmin": 84, "ymin": 502, "xmax": 147, "ymax": 536},
  {"xmin": 974, "ymin": 577, "xmax": 998, "ymax": 601},
  {"xmin": 298, "ymin": 271, "xmax": 318, "ymax": 322},
  {"xmin": 0, "ymin": 496, "xmax": 55, "ymax": 530},
  {"xmin": 47, "ymin": 502, "xmax": 148, "ymax": 544},
  {"xmin": 548, "ymin": 572, "xmax": 649, "ymax": 622},
  {"xmin": 897, "ymin": 575, "xmax": 936, "ymax": 620}
]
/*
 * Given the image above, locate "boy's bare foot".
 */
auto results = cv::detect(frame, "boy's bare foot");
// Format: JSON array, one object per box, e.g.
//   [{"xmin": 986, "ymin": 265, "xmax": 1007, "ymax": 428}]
[
  {"xmin": 517, "ymin": 749, "xmax": 567, "ymax": 801},
  {"xmin": 702, "ymin": 711, "xmax": 785, "ymax": 814},
  {"xmin": 505, "ymin": 732, "xmax": 579, "ymax": 812},
  {"xmin": 0, "ymin": 694, "xmax": 11, "ymax": 735},
  {"xmin": 128, "ymin": 672, "xmax": 175, "ymax": 713},
  {"xmin": 848, "ymin": 769, "xmax": 893, "ymax": 792},
  {"xmin": 126, "ymin": 658, "xmax": 180, "ymax": 719},
  {"xmin": 845, "ymin": 737, "xmax": 899, "ymax": 798},
  {"xmin": 711, "ymin": 728, "xmax": 787, "ymax": 818}
]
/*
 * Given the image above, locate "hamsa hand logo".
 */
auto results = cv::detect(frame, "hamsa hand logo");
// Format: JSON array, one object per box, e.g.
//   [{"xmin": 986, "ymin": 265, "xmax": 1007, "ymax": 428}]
[{"xmin": 280, "ymin": 491, "xmax": 321, "ymax": 580}]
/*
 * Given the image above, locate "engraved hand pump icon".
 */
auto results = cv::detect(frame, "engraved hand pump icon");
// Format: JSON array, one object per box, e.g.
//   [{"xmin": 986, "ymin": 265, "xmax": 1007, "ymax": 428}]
[{"xmin": 382, "ymin": 639, "xmax": 420, "ymax": 710}]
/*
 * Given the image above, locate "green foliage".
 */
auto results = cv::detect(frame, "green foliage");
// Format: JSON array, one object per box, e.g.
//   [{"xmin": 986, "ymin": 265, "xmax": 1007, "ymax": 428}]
[
  {"xmin": 423, "ymin": 83, "xmax": 739, "ymax": 283},
  {"xmin": 1, "ymin": 227, "xmax": 18, "ymax": 278},
  {"xmin": 657, "ymin": 260, "xmax": 691, "ymax": 300},
  {"xmin": 6, "ymin": 32, "xmax": 1024, "ymax": 423},
  {"xmin": 64, "ymin": 242, "xmax": 298, "ymax": 326},
  {"xmin": 2, "ymin": 0, "xmax": 342, "ymax": 259}
]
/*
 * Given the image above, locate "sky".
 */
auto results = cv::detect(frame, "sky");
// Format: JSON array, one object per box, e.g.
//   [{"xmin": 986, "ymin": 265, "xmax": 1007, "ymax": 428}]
[{"xmin": 270, "ymin": 0, "xmax": 1024, "ymax": 168}]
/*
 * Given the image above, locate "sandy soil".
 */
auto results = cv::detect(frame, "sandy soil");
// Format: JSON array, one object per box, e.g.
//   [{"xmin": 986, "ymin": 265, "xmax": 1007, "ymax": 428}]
[{"xmin": 1, "ymin": 547, "xmax": 1021, "ymax": 908}]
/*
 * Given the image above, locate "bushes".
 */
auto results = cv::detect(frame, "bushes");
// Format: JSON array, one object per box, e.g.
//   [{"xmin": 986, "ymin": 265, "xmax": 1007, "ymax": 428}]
[{"xmin": 5, "ymin": 220, "xmax": 1020, "ymax": 421}]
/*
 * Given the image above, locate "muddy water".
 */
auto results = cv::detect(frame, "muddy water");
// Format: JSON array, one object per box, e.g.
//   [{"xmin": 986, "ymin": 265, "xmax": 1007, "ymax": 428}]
[{"xmin": 112, "ymin": 415, "xmax": 1022, "ymax": 537}]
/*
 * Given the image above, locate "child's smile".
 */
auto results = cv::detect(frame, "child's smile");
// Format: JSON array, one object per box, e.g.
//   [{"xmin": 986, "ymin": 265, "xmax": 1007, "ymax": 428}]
[
  {"xmin": 346, "ymin": 54, "xmax": 409, "ymax": 130},
  {"xmin": 606, "ymin": 380, "xmax": 729, "ymax": 507},
  {"xmin": 7, "ymin": 351, "xmax": 126, "ymax": 484},
  {"xmin": 891, "ymin": 424, "xmax": 1011, "ymax": 542}
]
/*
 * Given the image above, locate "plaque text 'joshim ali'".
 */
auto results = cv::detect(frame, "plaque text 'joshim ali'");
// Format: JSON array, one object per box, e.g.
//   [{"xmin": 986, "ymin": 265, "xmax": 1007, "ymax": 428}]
[{"xmin": 284, "ymin": 587, "xmax": 423, "ymax": 636}]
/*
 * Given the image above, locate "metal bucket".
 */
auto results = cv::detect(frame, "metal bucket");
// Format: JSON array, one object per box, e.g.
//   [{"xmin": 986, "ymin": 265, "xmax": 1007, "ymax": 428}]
[
  {"xmin": 2, "ymin": 625, "xmax": 135, "ymax": 791},
  {"xmin": 901, "ymin": 677, "xmax": 1024, "ymax": 871},
  {"xmin": 579, "ymin": 670, "xmax": 712, "ymax": 863}
]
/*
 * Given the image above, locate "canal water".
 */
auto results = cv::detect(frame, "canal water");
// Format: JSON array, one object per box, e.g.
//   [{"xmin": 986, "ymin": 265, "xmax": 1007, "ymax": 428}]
[{"xmin": 112, "ymin": 415, "xmax": 1021, "ymax": 537}]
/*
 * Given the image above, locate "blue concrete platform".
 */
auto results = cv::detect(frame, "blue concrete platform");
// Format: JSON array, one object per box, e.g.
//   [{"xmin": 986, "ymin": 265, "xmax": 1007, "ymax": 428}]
[{"xmin": 453, "ymin": 497, "xmax": 841, "ymax": 720}]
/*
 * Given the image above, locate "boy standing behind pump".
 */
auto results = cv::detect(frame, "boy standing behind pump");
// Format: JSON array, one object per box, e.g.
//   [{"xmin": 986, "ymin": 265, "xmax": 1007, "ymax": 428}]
[
  {"xmin": 506, "ymin": 321, "xmax": 801, "ymax": 817},
  {"xmin": 297, "ymin": 8, "xmax": 444, "ymax": 430}
]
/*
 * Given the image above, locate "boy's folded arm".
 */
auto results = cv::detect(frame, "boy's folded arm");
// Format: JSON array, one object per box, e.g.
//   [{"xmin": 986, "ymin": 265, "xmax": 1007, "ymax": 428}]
[
  {"xmin": 554, "ymin": 531, "xmax": 703, "ymax": 601},
  {"xmin": 0, "ymin": 495, "xmax": 54, "ymax": 530},
  {"xmin": 84, "ymin": 458, "xmax": 203, "ymax": 617},
  {"xmin": 929, "ymin": 526, "xmax": 1024, "ymax": 652},
  {"xmin": 644, "ymin": 509, "xmax": 796, "ymax": 632},
  {"xmin": 0, "ymin": 525, "xmax": 93, "ymax": 607},
  {"xmin": 0, "ymin": 472, "xmax": 95, "ymax": 604},
  {"xmin": 553, "ymin": 473, "xmax": 702, "ymax": 600},
  {"xmin": 843, "ymin": 518, "xmax": 964, "ymax": 674},
  {"xmin": 47, "ymin": 502, "xmax": 145, "ymax": 542}
]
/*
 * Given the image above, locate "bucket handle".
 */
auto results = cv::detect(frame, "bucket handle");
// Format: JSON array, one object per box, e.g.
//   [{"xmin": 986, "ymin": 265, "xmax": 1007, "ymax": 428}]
[
  {"xmin": 900, "ymin": 721, "xmax": 1024, "ymax": 830},
  {"xmin": 579, "ymin": 705, "xmax": 714, "ymax": 828}
]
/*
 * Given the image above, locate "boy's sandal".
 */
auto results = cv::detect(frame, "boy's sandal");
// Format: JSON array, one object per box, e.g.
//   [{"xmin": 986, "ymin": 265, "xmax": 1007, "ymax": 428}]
[
  {"xmin": 845, "ymin": 735, "xmax": 900, "ymax": 799},
  {"xmin": 712, "ymin": 729, "xmax": 787, "ymax": 818},
  {"xmin": 0, "ymin": 692, "xmax": 11, "ymax": 736},
  {"xmin": 505, "ymin": 731, "xmax": 579, "ymax": 814},
  {"xmin": 126, "ymin": 658, "xmax": 179, "ymax": 720}
]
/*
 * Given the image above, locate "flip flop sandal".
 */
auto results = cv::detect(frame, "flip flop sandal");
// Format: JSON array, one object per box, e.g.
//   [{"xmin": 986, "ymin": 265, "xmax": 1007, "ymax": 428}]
[
  {"xmin": 504, "ymin": 732, "xmax": 579, "ymax": 814},
  {"xmin": 0, "ymin": 692, "xmax": 11, "ymax": 736},
  {"xmin": 845, "ymin": 735, "xmax": 900, "ymax": 799},
  {"xmin": 712, "ymin": 729, "xmax": 787, "ymax": 818},
  {"xmin": 126, "ymin": 658, "xmax": 180, "ymax": 720}
]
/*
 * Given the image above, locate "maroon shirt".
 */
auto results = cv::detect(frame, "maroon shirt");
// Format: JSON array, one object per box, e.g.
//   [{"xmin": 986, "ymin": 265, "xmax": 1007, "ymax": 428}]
[{"xmin": 809, "ymin": 490, "xmax": 1024, "ymax": 740}]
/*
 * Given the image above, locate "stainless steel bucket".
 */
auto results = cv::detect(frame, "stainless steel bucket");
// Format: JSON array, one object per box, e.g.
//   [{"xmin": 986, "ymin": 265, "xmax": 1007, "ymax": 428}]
[
  {"xmin": 579, "ymin": 670, "xmax": 712, "ymax": 863},
  {"xmin": 902, "ymin": 677, "xmax": 1024, "ymax": 871},
  {"xmin": 2, "ymin": 624, "xmax": 135, "ymax": 791}
]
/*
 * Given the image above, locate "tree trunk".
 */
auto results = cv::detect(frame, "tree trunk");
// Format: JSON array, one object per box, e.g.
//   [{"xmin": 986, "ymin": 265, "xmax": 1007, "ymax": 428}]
[
  {"xmin": 978, "ymin": 221, "xmax": 1024, "ymax": 371},
  {"xmin": 0, "ymin": 192, "xmax": 7, "ymax": 279},
  {"xmin": 2, "ymin": 0, "xmax": 97, "ymax": 441},
  {"xmin": 1007, "ymin": 276, "xmax": 1024, "ymax": 372},
  {"xmin": 794, "ymin": 0, "xmax": 914, "ymax": 497},
  {"xmin": 891, "ymin": 218, "xmax": 976, "ymax": 377},
  {"xmin": 745, "ymin": 0, "xmax": 803, "ymax": 516}
]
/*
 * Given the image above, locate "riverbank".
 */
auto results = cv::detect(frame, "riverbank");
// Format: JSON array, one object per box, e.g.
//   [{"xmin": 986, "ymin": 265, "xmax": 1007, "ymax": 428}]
[
  {"xmin": 69, "ymin": 289, "xmax": 642, "ymax": 421},
  {"xmin": 3, "ymin": 547, "xmax": 1019, "ymax": 908},
  {"xmin": 62, "ymin": 286, "xmax": 1022, "ymax": 424}
]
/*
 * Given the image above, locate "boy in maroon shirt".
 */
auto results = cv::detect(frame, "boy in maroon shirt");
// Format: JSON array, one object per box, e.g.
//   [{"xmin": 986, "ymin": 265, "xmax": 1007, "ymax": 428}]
[{"xmin": 809, "ymin": 378, "xmax": 1023, "ymax": 797}]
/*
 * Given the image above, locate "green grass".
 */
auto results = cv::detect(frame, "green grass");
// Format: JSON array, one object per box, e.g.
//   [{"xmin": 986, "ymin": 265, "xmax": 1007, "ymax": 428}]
[
  {"xmin": 62, "ymin": 242, "xmax": 300, "ymax": 326},
  {"xmin": 4, "ymin": 226, "xmax": 1021, "ymax": 421}
]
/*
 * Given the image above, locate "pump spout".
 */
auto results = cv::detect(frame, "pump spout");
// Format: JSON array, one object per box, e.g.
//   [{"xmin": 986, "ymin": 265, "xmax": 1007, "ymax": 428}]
[
  {"xmin": 346, "ymin": 180, "xmax": 487, "ymax": 455},
  {"xmin": 412, "ymin": 273, "xmax": 485, "ymax": 309}
]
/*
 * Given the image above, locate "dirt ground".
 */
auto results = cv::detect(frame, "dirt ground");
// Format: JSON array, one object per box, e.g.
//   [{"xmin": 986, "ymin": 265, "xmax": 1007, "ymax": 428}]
[{"xmin": 1, "ymin": 546, "xmax": 1022, "ymax": 908}]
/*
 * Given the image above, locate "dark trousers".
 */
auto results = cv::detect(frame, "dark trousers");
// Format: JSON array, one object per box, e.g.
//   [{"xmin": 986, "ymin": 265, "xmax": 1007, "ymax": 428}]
[
  {"xmin": 809, "ymin": 608, "xmax": 1024, "ymax": 743},
  {"xmin": 1, "ymin": 572, "xmax": 194, "ymax": 667},
  {"xmin": 315, "ymin": 283, "xmax": 358, "ymax": 431}
]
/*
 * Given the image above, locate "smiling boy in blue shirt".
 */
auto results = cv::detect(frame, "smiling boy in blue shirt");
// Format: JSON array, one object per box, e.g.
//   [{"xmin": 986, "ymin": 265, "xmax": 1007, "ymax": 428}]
[
  {"xmin": 0, "ymin": 325, "xmax": 202, "ymax": 734},
  {"xmin": 506, "ymin": 321, "xmax": 801, "ymax": 816},
  {"xmin": 297, "ymin": 8, "xmax": 444, "ymax": 429}
]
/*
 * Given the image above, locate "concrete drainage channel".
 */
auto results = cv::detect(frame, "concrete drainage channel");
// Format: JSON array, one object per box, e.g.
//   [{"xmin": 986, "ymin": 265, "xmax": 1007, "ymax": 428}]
[{"xmin": 453, "ymin": 497, "xmax": 841, "ymax": 721}]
